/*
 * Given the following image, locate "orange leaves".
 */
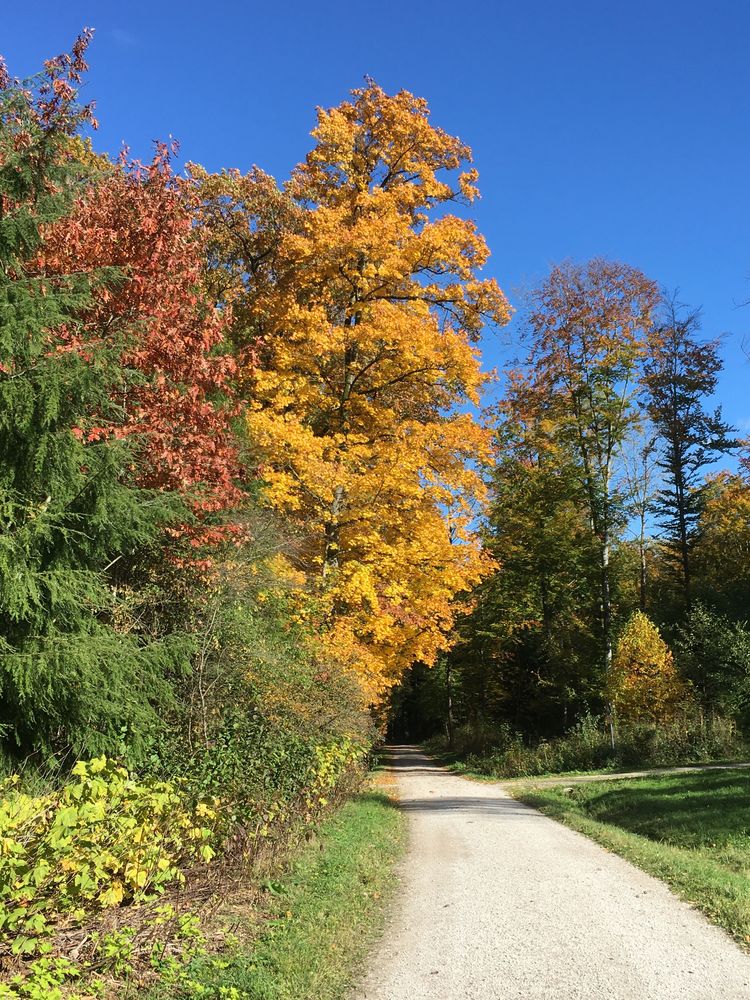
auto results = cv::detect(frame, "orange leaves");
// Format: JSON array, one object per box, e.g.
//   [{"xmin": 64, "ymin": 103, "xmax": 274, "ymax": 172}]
[
  {"xmin": 527, "ymin": 259, "xmax": 659, "ymax": 395},
  {"xmin": 192, "ymin": 81, "xmax": 508, "ymax": 700},
  {"xmin": 36, "ymin": 148, "xmax": 244, "ymax": 540}
]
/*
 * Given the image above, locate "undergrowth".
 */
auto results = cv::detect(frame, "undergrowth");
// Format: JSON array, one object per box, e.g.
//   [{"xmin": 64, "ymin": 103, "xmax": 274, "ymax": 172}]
[
  {"xmin": 145, "ymin": 784, "xmax": 406, "ymax": 1000},
  {"xmin": 425, "ymin": 714, "xmax": 747, "ymax": 779}
]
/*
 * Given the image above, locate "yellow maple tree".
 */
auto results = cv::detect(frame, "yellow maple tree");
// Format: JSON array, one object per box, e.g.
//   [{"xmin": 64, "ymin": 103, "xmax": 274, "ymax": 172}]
[{"xmin": 191, "ymin": 82, "xmax": 510, "ymax": 699}]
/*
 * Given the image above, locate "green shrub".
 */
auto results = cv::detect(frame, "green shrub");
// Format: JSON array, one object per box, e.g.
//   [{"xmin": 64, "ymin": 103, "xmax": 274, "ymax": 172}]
[
  {"xmin": 164, "ymin": 715, "xmax": 367, "ymax": 847},
  {"xmin": 673, "ymin": 603, "xmax": 750, "ymax": 723},
  {"xmin": 150, "ymin": 545, "xmax": 373, "ymax": 840}
]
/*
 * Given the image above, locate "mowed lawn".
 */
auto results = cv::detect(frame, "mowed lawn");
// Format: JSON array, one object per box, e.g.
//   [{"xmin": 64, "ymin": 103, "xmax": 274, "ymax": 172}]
[{"xmin": 513, "ymin": 769, "xmax": 750, "ymax": 946}]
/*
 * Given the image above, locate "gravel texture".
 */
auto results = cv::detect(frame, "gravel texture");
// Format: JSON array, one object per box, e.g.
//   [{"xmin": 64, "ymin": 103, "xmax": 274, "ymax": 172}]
[{"xmin": 353, "ymin": 746, "xmax": 750, "ymax": 1000}]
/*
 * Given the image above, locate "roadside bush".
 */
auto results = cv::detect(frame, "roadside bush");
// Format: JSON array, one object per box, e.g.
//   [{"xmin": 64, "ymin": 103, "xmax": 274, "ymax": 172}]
[
  {"xmin": 151, "ymin": 546, "xmax": 372, "ymax": 840},
  {"xmin": 0, "ymin": 554, "xmax": 372, "ymax": 998},
  {"xmin": 0, "ymin": 731, "xmax": 368, "ymax": 999},
  {"xmin": 166, "ymin": 712, "xmax": 367, "ymax": 850},
  {"xmin": 615, "ymin": 715, "xmax": 741, "ymax": 768},
  {"xmin": 0, "ymin": 757, "xmax": 217, "ymax": 963}
]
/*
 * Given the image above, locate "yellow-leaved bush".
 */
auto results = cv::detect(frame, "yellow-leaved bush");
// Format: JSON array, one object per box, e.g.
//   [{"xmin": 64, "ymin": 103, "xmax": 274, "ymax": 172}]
[
  {"xmin": 0, "ymin": 737, "xmax": 366, "ymax": 981},
  {"xmin": 308, "ymin": 737, "xmax": 365, "ymax": 808},
  {"xmin": 0, "ymin": 758, "xmax": 218, "ymax": 961}
]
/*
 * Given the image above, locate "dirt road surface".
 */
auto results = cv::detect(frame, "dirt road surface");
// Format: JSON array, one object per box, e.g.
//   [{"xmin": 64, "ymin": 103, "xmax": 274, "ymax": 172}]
[{"xmin": 353, "ymin": 746, "xmax": 750, "ymax": 1000}]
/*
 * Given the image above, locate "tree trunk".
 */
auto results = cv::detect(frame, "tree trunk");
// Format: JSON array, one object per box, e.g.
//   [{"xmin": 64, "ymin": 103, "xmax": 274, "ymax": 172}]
[
  {"xmin": 602, "ymin": 537, "xmax": 616, "ymax": 750},
  {"xmin": 323, "ymin": 485, "xmax": 344, "ymax": 577},
  {"xmin": 445, "ymin": 659, "xmax": 455, "ymax": 750},
  {"xmin": 674, "ymin": 465, "xmax": 692, "ymax": 608},
  {"xmin": 540, "ymin": 569, "xmax": 553, "ymax": 647},
  {"xmin": 639, "ymin": 512, "xmax": 647, "ymax": 612},
  {"xmin": 600, "ymin": 480, "xmax": 616, "ymax": 749}
]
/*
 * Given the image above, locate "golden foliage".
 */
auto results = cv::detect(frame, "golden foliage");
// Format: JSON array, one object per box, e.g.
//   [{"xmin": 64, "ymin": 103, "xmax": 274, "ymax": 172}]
[
  {"xmin": 191, "ymin": 82, "xmax": 509, "ymax": 699},
  {"xmin": 607, "ymin": 612, "xmax": 690, "ymax": 724},
  {"xmin": 695, "ymin": 473, "xmax": 750, "ymax": 590}
]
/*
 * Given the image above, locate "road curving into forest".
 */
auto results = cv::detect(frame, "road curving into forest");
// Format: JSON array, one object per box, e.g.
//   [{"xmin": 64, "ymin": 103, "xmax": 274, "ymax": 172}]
[{"xmin": 353, "ymin": 746, "xmax": 750, "ymax": 1000}]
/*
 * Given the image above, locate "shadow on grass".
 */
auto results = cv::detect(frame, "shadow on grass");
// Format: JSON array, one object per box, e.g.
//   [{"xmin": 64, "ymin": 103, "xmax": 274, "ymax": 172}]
[
  {"xmin": 557, "ymin": 772, "xmax": 750, "ymax": 847},
  {"xmin": 356, "ymin": 790, "xmax": 401, "ymax": 810}
]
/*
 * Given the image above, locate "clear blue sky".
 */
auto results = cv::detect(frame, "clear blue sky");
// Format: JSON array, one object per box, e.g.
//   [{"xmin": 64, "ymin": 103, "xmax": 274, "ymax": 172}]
[{"xmin": 4, "ymin": 1, "xmax": 749, "ymax": 433}]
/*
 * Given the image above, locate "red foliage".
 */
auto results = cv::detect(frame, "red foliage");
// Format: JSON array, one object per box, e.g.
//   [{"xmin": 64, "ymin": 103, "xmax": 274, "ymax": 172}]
[
  {"xmin": 0, "ymin": 28, "xmax": 97, "ymax": 131},
  {"xmin": 39, "ymin": 145, "xmax": 246, "ymax": 542}
]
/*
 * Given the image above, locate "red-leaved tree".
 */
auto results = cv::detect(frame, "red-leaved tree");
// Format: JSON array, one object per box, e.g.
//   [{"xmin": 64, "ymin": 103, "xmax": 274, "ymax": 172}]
[{"xmin": 37, "ymin": 145, "xmax": 245, "ymax": 548}]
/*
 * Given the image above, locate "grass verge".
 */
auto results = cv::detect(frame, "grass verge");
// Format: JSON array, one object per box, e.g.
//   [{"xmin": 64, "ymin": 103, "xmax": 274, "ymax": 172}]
[
  {"xmin": 147, "ymin": 784, "xmax": 406, "ymax": 1000},
  {"xmin": 511, "ymin": 769, "xmax": 750, "ymax": 947}
]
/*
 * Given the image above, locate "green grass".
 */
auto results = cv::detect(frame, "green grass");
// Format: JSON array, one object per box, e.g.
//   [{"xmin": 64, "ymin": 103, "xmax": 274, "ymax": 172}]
[
  {"xmin": 512, "ymin": 769, "xmax": 750, "ymax": 946},
  {"xmin": 148, "ymin": 788, "xmax": 406, "ymax": 1000}
]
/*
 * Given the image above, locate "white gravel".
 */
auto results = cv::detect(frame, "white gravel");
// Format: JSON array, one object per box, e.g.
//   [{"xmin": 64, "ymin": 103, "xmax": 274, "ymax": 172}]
[{"xmin": 353, "ymin": 746, "xmax": 750, "ymax": 1000}]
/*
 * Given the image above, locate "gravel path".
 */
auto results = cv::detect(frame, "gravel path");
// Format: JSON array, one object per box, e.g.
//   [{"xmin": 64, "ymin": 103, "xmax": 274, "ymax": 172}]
[{"xmin": 353, "ymin": 746, "xmax": 750, "ymax": 1000}]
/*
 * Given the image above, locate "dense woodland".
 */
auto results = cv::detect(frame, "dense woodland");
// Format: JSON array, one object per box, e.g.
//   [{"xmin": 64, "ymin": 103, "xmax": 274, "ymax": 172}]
[
  {"xmin": 402, "ymin": 267, "xmax": 750, "ymax": 772},
  {"xmin": 1, "ymin": 32, "xmax": 749, "ymax": 998}
]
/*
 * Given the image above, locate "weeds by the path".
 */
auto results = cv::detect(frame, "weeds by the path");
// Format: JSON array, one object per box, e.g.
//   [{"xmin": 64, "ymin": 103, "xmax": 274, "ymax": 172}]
[
  {"xmin": 147, "ymin": 785, "xmax": 406, "ymax": 1000},
  {"xmin": 512, "ymin": 769, "xmax": 750, "ymax": 947}
]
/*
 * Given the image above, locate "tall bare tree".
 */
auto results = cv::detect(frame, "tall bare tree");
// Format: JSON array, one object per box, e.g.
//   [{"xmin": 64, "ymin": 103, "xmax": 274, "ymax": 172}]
[{"xmin": 620, "ymin": 433, "xmax": 659, "ymax": 612}]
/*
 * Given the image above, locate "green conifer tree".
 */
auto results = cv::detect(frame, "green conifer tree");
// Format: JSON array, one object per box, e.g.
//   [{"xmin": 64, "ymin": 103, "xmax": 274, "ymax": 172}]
[
  {"xmin": 644, "ymin": 295, "xmax": 737, "ymax": 610},
  {"xmin": 0, "ymin": 37, "xmax": 187, "ymax": 761}
]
